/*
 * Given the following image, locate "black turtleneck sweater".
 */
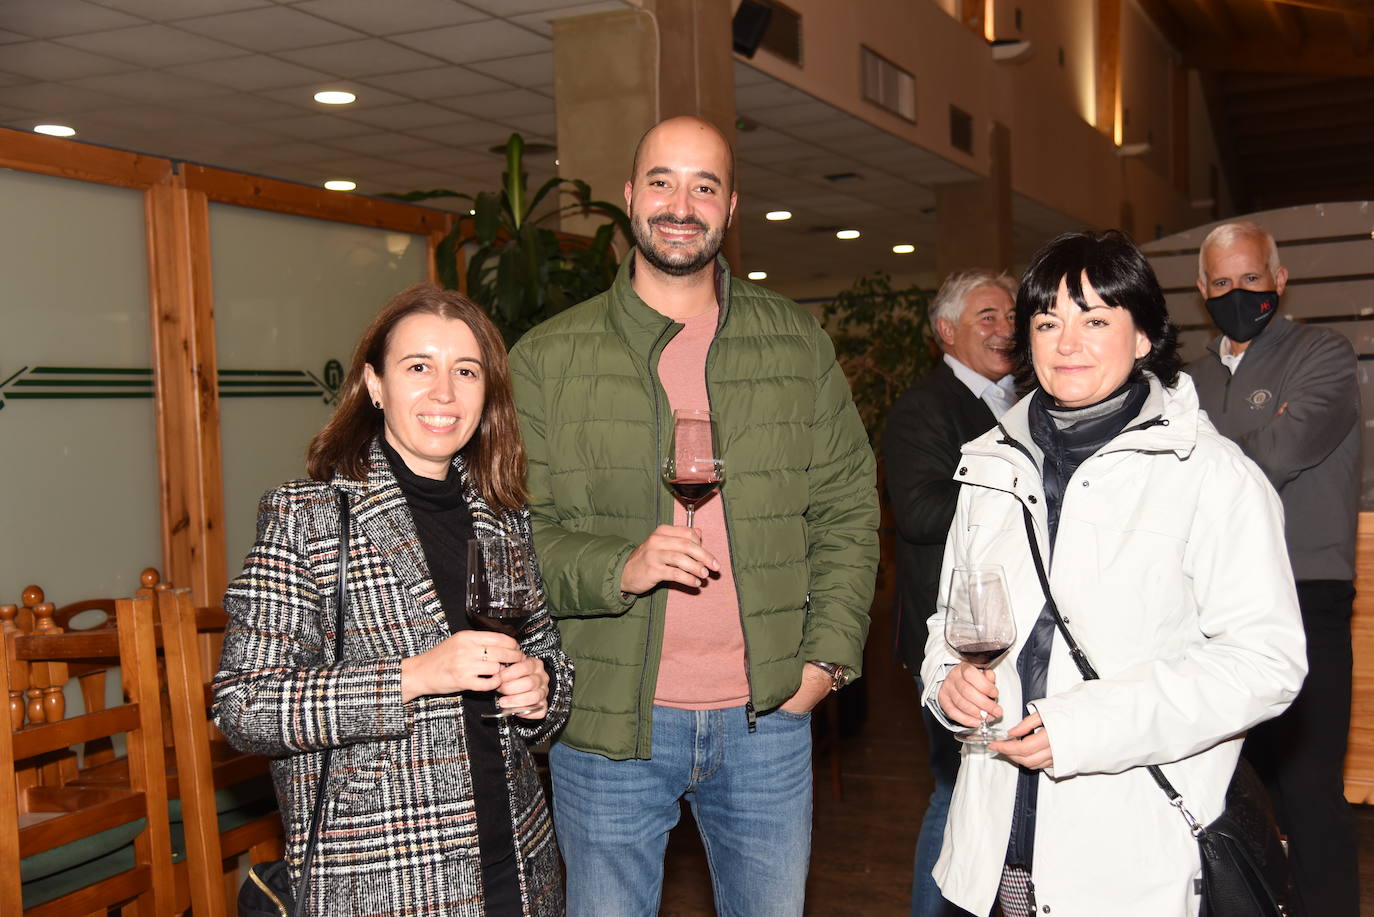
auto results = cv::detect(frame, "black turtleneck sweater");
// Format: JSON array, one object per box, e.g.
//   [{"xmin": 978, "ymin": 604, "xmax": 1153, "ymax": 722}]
[
  {"xmin": 381, "ymin": 439, "xmax": 520, "ymax": 915},
  {"xmin": 1004, "ymin": 379, "xmax": 1151, "ymax": 870}
]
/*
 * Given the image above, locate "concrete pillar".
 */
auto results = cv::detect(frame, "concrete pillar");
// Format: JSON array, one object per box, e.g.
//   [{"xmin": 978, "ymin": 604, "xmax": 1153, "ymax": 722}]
[
  {"xmin": 935, "ymin": 121, "xmax": 1014, "ymax": 278},
  {"xmin": 552, "ymin": 1, "xmax": 739, "ymax": 266}
]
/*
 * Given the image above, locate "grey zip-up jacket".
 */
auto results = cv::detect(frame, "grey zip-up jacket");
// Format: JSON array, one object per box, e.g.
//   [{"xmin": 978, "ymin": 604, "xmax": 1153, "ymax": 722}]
[{"xmin": 1186, "ymin": 316, "xmax": 1359, "ymax": 582}]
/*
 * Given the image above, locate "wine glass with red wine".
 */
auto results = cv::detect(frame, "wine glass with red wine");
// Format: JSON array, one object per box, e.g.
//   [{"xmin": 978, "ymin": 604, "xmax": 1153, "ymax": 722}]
[
  {"xmin": 466, "ymin": 535, "xmax": 539, "ymax": 719},
  {"xmin": 943, "ymin": 564, "xmax": 1016, "ymax": 744},
  {"xmin": 662, "ymin": 409, "xmax": 725, "ymax": 528}
]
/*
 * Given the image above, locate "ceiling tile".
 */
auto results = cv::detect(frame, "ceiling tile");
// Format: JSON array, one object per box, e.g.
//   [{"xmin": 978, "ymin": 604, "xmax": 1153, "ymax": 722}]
[
  {"xmin": 390, "ymin": 19, "xmax": 549, "ymax": 64},
  {"xmin": 291, "ymin": 0, "xmax": 488, "ymax": 35},
  {"xmin": 494, "ymin": 112, "xmax": 555, "ymax": 138},
  {"xmin": 0, "ymin": 73, "xmax": 32, "ymax": 88},
  {"xmin": 464, "ymin": 0, "xmax": 592, "ymax": 13},
  {"xmin": 0, "ymin": 0, "xmax": 145, "ymax": 39},
  {"xmin": 362, "ymin": 65, "xmax": 508, "ymax": 98},
  {"xmin": 164, "ymin": 55, "xmax": 332, "ymax": 91},
  {"xmin": 251, "ymin": 140, "xmax": 351, "ymax": 163},
  {"xmin": 256, "ymin": 112, "xmax": 374, "ymax": 140},
  {"xmin": 466, "ymin": 52, "xmax": 553, "ymax": 87},
  {"xmin": 369, "ymin": 168, "xmax": 459, "ymax": 190},
  {"xmin": 508, "ymin": 2, "xmax": 627, "ymax": 37},
  {"xmin": 342, "ymin": 101, "xmax": 465, "ymax": 130},
  {"xmin": 733, "ymin": 60, "xmax": 771, "ymax": 87},
  {"xmin": 77, "ymin": 104, "xmax": 202, "ymax": 131},
  {"xmin": 327, "ymin": 132, "xmax": 439, "ymax": 155},
  {"xmin": 735, "ymin": 81, "xmax": 813, "ymax": 111},
  {"xmin": 175, "ymin": 6, "xmax": 364, "ymax": 52},
  {"xmin": 258, "ymin": 81, "xmax": 409, "ymax": 111},
  {"xmin": 754, "ymin": 101, "xmax": 838, "ymax": 129},
  {"xmin": 306, "ymin": 154, "xmax": 399, "ymax": 173},
  {"xmin": 160, "ymin": 92, "xmax": 307, "ymax": 122},
  {"xmin": 58, "ymin": 24, "xmax": 244, "ymax": 67},
  {"xmin": 438, "ymin": 88, "xmax": 552, "ymax": 119},
  {"xmin": 0, "ymin": 30, "xmax": 30, "ymax": 44},
  {"xmin": 277, "ymin": 38, "xmax": 446, "ymax": 76},
  {"xmin": 388, "ymin": 146, "xmax": 495, "ymax": 169},
  {"xmin": 0, "ymin": 40, "xmax": 139, "ymax": 80},
  {"xmin": 409, "ymin": 119, "xmax": 519, "ymax": 147},
  {"xmin": 67, "ymin": 69, "xmax": 227, "ymax": 102},
  {"xmin": 0, "ymin": 80, "xmax": 130, "ymax": 113},
  {"xmin": 95, "ymin": 0, "xmax": 271, "ymax": 19}
]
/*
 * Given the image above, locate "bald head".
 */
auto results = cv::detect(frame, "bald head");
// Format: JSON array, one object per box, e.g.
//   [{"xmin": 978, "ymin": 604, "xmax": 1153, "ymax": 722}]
[{"xmin": 630, "ymin": 116, "xmax": 735, "ymax": 195}]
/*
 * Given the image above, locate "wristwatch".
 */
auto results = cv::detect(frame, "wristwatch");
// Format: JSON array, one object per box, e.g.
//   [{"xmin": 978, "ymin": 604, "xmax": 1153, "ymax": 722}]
[{"xmin": 809, "ymin": 661, "xmax": 851, "ymax": 692}]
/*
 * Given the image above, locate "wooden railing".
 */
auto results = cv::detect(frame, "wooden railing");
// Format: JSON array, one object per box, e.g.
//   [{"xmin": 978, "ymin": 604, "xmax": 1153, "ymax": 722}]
[{"xmin": 1344, "ymin": 511, "xmax": 1374, "ymax": 803}]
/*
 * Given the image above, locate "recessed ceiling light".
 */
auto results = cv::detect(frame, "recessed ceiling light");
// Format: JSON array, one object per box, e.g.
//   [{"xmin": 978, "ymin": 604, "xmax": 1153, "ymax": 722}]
[
  {"xmin": 324, "ymin": 180, "xmax": 356, "ymax": 191},
  {"xmin": 765, "ymin": 210, "xmax": 792, "ymax": 221},
  {"xmin": 836, "ymin": 229, "xmax": 861, "ymax": 240},
  {"xmin": 314, "ymin": 90, "xmax": 356, "ymax": 105},
  {"xmin": 33, "ymin": 124, "xmax": 76, "ymax": 137},
  {"xmin": 892, "ymin": 243, "xmax": 915, "ymax": 254},
  {"xmin": 747, "ymin": 271, "xmax": 768, "ymax": 280}
]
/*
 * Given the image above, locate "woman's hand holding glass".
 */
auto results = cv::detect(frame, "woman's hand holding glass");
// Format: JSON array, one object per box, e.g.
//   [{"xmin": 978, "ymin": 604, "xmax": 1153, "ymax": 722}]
[{"xmin": 400, "ymin": 630, "xmax": 522, "ymax": 702}]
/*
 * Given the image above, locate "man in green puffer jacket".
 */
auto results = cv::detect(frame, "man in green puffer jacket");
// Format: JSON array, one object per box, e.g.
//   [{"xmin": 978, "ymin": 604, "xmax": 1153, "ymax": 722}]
[{"xmin": 509, "ymin": 116, "xmax": 879, "ymax": 917}]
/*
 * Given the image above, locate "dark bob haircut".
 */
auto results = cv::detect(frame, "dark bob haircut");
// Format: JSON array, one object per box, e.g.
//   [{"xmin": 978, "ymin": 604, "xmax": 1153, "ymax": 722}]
[{"xmin": 1012, "ymin": 229, "xmax": 1181, "ymax": 391}]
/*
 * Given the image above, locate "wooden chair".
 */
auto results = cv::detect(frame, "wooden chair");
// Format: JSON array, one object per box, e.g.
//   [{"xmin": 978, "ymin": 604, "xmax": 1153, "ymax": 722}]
[
  {"xmin": 158, "ymin": 587, "xmax": 283, "ymax": 917},
  {"xmin": 14, "ymin": 571, "xmax": 163, "ymax": 779},
  {"xmin": 0, "ymin": 592, "xmax": 175, "ymax": 916}
]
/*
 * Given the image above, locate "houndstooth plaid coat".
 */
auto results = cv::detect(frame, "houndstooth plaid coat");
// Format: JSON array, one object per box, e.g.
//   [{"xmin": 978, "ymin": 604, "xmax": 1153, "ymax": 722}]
[{"xmin": 214, "ymin": 440, "xmax": 571, "ymax": 916}]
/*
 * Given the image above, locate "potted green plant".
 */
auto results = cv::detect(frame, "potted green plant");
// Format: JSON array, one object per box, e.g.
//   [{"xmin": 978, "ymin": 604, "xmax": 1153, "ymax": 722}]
[
  {"xmin": 391, "ymin": 133, "xmax": 632, "ymax": 344},
  {"xmin": 821, "ymin": 271, "xmax": 937, "ymax": 447}
]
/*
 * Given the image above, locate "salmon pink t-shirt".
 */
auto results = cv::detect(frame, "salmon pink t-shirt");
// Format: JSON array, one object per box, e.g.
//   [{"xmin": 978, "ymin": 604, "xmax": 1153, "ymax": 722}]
[{"xmin": 653, "ymin": 307, "xmax": 750, "ymax": 709}]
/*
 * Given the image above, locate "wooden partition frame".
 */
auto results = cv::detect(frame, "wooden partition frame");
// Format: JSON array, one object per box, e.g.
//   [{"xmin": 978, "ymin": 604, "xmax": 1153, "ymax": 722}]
[
  {"xmin": 1, "ymin": 129, "xmax": 456, "ymax": 606},
  {"xmin": 1345, "ymin": 511, "xmax": 1374, "ymax": 803}
]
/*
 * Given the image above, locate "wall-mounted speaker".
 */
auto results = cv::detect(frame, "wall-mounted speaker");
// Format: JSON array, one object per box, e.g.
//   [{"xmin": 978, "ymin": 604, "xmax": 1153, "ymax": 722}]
[{"xmin": 732, "ymin": 0, "xmax": 773, "ymax": 58}]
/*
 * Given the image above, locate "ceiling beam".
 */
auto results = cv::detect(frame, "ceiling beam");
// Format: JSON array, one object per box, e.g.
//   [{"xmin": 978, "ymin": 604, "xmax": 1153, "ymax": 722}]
[
  {"xmin": 1348, "ymin": 12, "xmax": 1372, "ymax": 54},
  {"xmin": 1194, "ymin": 0, "xmax": 1241, "ymax": 36},
  {"xmin": 1269, "ymin": 0, "xmax": 1374, "ymax": 14},
  {"xmin": 1262, "ymin": 0, "xmax": 1306, "ymax": 44},
  {"xmin": 1189, "ymin": 38, "xmax": 1374, "ymax": 74},
  {"xmin": 1132, "ymin": 0, "xmax": 1191, "ymax": 52}
]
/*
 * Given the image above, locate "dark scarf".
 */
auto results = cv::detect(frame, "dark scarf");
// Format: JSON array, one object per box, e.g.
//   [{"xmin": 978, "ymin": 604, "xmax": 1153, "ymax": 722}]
[{"xmin": 1005, "ymin": 379, "xmax": 1150, "ymax": 870}]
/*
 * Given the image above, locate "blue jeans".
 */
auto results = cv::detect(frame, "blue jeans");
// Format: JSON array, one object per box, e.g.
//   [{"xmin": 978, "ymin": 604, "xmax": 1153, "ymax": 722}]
[
  {"xmin": 912, "ymin": 676, "xmax": 969, "ymax": 917},
  {"xmin": 549, "ymin": 704, "xmax": 813, "ymax": 917}
]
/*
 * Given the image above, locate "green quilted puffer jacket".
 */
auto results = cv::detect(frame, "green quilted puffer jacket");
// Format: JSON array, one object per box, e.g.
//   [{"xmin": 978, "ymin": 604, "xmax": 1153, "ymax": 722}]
[{"xmin": 509, "ymin": 253, "xmax": 879, "ymax": 760}]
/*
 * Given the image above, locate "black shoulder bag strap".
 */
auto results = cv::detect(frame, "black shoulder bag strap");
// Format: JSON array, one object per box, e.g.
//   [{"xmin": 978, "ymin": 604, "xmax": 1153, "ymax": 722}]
[
  {"xmin": 1018, "ymin": 503, "xmax": 1204, "ymax": 831},
  {"xmin": 292, "ymin": 490, "xmax": 351, "ymax": 914}
]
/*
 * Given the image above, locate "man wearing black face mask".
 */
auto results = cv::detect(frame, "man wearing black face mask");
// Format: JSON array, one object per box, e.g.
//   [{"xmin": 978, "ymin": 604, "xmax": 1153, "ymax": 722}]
[{"xmin": 1187, "ymin": 220, "xmax": 1360, "ymax": 917}]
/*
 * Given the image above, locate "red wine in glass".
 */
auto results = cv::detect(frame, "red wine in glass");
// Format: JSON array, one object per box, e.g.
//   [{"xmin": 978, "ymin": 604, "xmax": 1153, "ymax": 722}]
[
  {"xmin": 663, "ymin": 409, "xmax": 725, "ymax": 527},
  {"xmin": 466, "ymin": 536, "xmax": 539, "ymax": 718},
  {"xmin": 943, "ymin": 564, "xmax": 1017, "ymax": 745},
  {"xmin": 952, "ymin": 641, "xmax": 1013, "ymax": 668}
]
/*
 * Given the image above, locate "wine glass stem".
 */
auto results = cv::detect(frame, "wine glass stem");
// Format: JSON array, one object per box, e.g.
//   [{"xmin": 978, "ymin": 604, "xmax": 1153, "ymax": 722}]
[
  {"xmin": 978, "ymin": 709, "xmax": 990, "ymax": 739},
  {"xmin": 685, "ymin": 504, "xmax": 695, "ymax": 527}
]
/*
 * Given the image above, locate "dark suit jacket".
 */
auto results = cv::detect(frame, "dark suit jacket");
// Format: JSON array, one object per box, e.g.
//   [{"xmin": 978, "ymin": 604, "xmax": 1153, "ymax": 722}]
[{"xmin": 882, "ymin": 361, "xmax": 999, "ymax": 671}]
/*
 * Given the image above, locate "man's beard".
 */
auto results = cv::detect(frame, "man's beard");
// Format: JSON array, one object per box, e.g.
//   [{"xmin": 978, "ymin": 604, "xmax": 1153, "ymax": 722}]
[{"xmin": 631, "ymin": 213, "xmax": 726, "ymax": 277}]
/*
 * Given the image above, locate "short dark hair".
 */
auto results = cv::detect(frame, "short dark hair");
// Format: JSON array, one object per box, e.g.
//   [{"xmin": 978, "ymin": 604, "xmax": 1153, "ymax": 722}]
[
  {"xmin": 1012, "ymin": 230, "xmax": 1181, "ymax": 390},
  {"xmin": 306, "ymin": 283, "xmax": 527, "ymax": 512}
]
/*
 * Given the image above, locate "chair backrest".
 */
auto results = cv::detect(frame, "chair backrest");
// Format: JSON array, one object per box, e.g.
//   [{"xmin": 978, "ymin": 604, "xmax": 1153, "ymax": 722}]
[
  {"xmin": 16, "ymin": 569, "xmax": 165, "ymax": 773},
  {"xmin": 0, "ymin": 592, "xmax": 175, "ymax": 916},
  {"xmin": 159, "ymin": 587, "xmax": 281, "ymax": 917}
]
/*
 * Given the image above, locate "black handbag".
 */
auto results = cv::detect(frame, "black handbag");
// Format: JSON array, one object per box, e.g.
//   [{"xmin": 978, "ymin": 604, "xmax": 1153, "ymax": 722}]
[
  {"xmin": 238, "ymin": 491, "xmax": 351, "ymax": 917},
  {"xmin": 1017, "ymin": 506, "xmax": 1301, "ymax": 917}
]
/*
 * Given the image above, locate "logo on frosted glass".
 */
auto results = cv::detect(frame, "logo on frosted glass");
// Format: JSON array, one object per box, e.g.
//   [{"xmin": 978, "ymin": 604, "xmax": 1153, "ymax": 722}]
[{"xmin": 0, "ymin": 361, "xmax": 345, "ymax": 410}]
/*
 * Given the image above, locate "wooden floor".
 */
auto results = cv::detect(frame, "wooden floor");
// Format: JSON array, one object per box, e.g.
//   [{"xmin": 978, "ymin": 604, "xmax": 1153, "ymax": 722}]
[{"xmin": 658, "ymin": 607, "xmax": 1374, "ymax": 916}]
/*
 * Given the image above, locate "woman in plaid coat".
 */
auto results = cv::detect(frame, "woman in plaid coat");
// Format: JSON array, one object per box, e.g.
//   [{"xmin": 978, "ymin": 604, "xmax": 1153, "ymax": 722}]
[{"xmin": 215, "ymin": 284, "xmax": 572, "ymax": 916}]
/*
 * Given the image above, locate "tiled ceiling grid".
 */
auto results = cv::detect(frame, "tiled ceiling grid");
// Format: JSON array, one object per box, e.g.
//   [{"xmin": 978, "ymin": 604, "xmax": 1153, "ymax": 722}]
[
  {"xmin": 0, "ymin": 0, "xmax": 1084, "ymax": 291},
  {"xmin": 0, "ymin": 0, "xmax": 625, "ymax": 197}
]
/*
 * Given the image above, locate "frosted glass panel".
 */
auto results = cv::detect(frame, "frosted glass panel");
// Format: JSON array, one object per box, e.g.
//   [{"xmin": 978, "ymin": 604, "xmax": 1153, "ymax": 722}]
[
  {"xmin": 0, "ymin": 168, "xmax": 160, "ymax": 606},
  {"xmin": 212, "ymin": 204, "xmax": 428, "ymax": 575}
]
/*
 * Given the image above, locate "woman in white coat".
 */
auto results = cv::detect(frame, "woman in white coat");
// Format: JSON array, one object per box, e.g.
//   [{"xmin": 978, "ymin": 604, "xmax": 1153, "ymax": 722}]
[{"xmin": 922, "ymin": 230, "xmax": 1307, "ymax": 917}]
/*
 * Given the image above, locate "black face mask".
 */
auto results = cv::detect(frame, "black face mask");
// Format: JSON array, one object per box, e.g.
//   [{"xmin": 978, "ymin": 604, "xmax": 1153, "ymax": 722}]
[{"xmin": 1205, "ymin": 288, "xmax": 1279, "ymax": 343}]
